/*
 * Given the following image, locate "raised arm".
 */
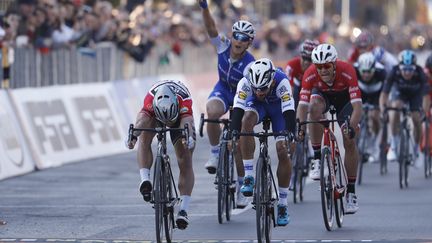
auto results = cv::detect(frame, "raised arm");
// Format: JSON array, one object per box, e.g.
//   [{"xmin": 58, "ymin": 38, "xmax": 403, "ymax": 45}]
[{"xmin": 198, "ymin": 0, "xmax": 218, "ymax": 38}]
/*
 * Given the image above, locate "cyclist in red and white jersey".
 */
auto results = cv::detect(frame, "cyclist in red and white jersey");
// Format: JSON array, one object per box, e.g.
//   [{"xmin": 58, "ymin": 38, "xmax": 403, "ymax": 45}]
[
  {"xmin": 348, "ymin": 30, "xmax": 397, "ymax": 75},
  {"xmin": 127, "ymin": 80, "xmax": 196, "ymax": 230},
  {"xmin": 284, "ymin": 39, "xmax": 320, "ymax": 109},
  {"xmin": 297, "ymin": 44, "xmax": 362, "ymax": 214}
]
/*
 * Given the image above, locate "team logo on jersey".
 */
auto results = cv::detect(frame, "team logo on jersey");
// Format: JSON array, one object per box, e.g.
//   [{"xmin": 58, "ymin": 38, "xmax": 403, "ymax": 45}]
[
  {"xmin": 238, "ymin": 91, "xmax": 247, "ymax": 100},
  {"xmin": 281, "ymin": 93, "xmax": 291, "ymax": 102},
  {"xmin": 278, "ymin": 86, "xmax": 288, "ymax": 95},
  {"xmin": 241, "ymin": 83, "xmax": 251, "ymax": 92},
  {"xmin": 180, "ymin": 107, "xmax": 189, "ymax": 114}
]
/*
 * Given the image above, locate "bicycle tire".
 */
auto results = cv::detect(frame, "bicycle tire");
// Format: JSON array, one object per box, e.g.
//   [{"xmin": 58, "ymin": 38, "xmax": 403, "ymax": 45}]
[
  {"xmin": 334, "ymin": 154, "xmax": 345, "ymax": 228},
  {"xmin": 164, "ymin": 161, "xmax": 174, "ymax": 242},
  {"xmin": 226, "ymin": 147, "xmax": 235, "ymax": 221},
  {"xmin": 320, "ymin": 148, "xmax": 334, "ymax": 231},
  {"xmin": 399, "ymin": 129, "xmax": 408, "ymax": 189},
  {"xmin": 357, "ymin": 122, "xmax": 368, "ymax": 185},
  {"xmin": 424, "ymin": 121, "xmax": 431, "ymax": 178},
  {"xmin": 380, "ymin": 122, "xmax": 388, "ymax": 175},
  {"xmin": 255, "ymin": 157, "xmax": 271, "ymax": 243},
  {"xmin": 217, "ymin": 143, "xmax": 228, "ymax": 224},
  {"xmin": 154, "ymin": 156, "xmax": 165, "ymax": 243},
  {"xmin": 292, "ymin": 143, "xmax": 301, "ymax": 204}
]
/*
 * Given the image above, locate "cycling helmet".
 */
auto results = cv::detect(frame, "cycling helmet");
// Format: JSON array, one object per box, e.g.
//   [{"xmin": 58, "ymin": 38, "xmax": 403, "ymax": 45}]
[
  {"xmin": 355, "ymin": 30, "xmax": 374, "ymax": 48},
  {"xmin": 426, "ymin": 54, "xmax": 432, "ymax": 70},
  {"xmin": 358, "ymin": 52, "xmax": 376, "ymax": 71},
  {"xmin": 300, "ymin": 39, "xmax": 320, "ymax": 58},
  {"xmin": 398, "ymin": 49, "xmax": 417, "ymax": 65},
  {"xmin": 311, "ymin": 44, "xmax": 338, "ymax": 64},
  {"xmin": 232, "ymin": 20, "xmax": 255, "ymax": 39},
  {"xmin": 152, "ymin": 85, "xmax": 179, "ymax": 124},
  {"xmin": 248, "ymin": 58, "xmax": 275, "ymax": 89}
]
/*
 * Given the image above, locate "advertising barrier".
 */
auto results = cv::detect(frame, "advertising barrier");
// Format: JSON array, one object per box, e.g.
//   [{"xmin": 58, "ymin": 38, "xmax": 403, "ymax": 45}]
[
  {"xmin": 10, "ymin": 83, "xmax": 126, "ymax": 169},
  {"xmin": 0, "ymin": 91, "xmax": 35, "ymax": 180}
]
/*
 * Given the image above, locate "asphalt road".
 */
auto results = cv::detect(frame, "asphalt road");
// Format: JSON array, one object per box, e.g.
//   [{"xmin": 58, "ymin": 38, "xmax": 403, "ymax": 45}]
[{"xmin": 1, "ymin": 135, "xmax": 432, "ymax": 243}]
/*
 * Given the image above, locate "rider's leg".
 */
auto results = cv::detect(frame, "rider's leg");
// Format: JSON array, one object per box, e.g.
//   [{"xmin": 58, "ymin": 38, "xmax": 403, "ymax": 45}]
[
  {"xmin": 174, "ymin": 115, "xmax": 195, "ymax": 212},
  {"xmin": 205, "ymin": 98, "xmax": 226, "ymax": 173},
  {"xmin": 239, "ymin": 110, "xmax": 258, "ymax": 196},
  {"xmin": 308, "ymin": 95, "xmax": 326, "ymax": 160}
]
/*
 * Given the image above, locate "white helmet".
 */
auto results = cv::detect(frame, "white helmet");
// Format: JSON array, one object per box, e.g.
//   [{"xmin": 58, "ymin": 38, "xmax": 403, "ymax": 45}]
[
  {"xmin": 311, "ymin": 44, "xmax": 338, "ymax": 64},
  {"xmin": 232, "ymin": 20, "xmax": 255, "ymax": 39},
  {"xmin": 358, "ymin": 52, "xmax": 376, "ymax": 71},
  {"xmin": 248, "ymin": 58, "xmax": 275, "ymax": 90},
  {"xmin": 152, "ymin": 85, "xmax": 179, "ymax": 124}
]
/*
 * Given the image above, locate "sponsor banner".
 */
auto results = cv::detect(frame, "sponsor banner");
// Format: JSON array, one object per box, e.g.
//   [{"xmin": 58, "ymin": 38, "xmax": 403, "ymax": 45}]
[
  {"xmin": 11, "ymin": 83, "xmax": 125, "ymax": 169},
  {"xmin": 0, "ymin": 90, "xmax": 35, "ymax": 180}
]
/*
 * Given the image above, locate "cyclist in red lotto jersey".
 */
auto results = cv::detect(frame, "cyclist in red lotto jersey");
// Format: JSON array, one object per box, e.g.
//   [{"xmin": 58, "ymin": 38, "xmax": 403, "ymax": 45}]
[
  {"xmin": 127, "ymin": 80, "xmax": 196, "ymax": 230},
  {"xmin": 297, "ymin": 44, "xmax": 362, "ymax": 214},
  {"xmin": 284, "ymin": 39, "xmax": 320, "ymax": 109}
]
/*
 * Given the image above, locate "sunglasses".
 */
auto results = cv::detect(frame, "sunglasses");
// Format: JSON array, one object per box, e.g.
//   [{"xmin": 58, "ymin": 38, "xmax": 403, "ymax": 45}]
[
  {"xmin": 400, "ymin": 65, "xmax": 415, "ymax": 72},
  {"xmin": 252, "ymin": 86, "xmax": 270, "ymax": 92},
  {"xmin": 315, "ymin": 63, "xmax": 333, "ymax": 70},
  {"xmin": 360, "ymin": 68, "xmax": 375, "ymax": 74},
  {"xmin": 233, "ymin": 32, "xmax": 251, "ymax": 42}
]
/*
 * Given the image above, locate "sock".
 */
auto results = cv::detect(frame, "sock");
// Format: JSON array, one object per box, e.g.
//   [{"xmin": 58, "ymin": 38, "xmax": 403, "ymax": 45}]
[
  {"xmin": 243, "ymin": 159, "xmax": 254, "ymax": 177},
  {"xmin": 211, "ymin": 145, "xmax": 219, "ymax": 155},
  {"xmin": 180, "ymin": 195, "xmax": 191, "ymax": 212},
  {"xmin": 140, "ymin": 168, "xmax": 150, "ymax": 182},
  {"xmin": 312, "ymin": 143, "xmax": 321, "ymax": 160},
  {"xmin": 347, "ymin": 177, "xmax": 356, "ymax": 193},
  {"xmin": 278, "ymin": 187, "xmax": 289, "ymax": 205}
]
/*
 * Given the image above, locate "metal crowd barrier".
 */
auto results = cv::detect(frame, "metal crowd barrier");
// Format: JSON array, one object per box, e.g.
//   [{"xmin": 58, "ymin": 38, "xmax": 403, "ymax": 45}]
[{"xmin": 9, "ymin": 42, "xmax": 217, "ymax": 89}]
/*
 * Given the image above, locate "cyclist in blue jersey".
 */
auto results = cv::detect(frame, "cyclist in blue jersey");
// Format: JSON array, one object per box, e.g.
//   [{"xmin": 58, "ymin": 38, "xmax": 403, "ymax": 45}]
[
  {"xmin": 198, "ymin": 0, "xmax": 255, "ymax": 208},
  {"xmin": 230, "ymin": 58, "xmax": 296, "ymax": 226}
]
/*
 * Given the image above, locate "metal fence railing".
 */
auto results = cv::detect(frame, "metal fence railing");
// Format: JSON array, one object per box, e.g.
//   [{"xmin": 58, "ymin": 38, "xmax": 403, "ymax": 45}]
[{"xmin": 8, "ymin": 42, "xmax": 217, "ymax": 89}]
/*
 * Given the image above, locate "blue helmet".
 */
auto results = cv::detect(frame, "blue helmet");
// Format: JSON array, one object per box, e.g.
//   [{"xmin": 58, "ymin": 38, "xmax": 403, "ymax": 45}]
[{"xmin": 398, "ymin": 49, "xmax": 417, "ymax": 65}]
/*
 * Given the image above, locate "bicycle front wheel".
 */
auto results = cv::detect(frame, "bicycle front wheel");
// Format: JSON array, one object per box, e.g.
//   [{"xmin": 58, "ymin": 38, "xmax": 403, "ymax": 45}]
[
  {"xmin": 379, "ymin": 123, "xmax": 388, "ymax": 175},
  {"xmin": 398, "ymin": 130, "xmax": 408, "ymax": 189},
  {"xmin": 164, "ymin": 162, "xmax": 175, "ymax": 242},
  {"xmin": 154, "ymin": 156, "xmax": 166, "ymax": 243},
  {"xmin": 424, "ymin": 122, "xmax": 431, "ymax": 178},
  {"xmin": 255, "ymin": 157, "xmax": 272, "ymax": 243},
  {"xmin": 217, "ymin": 143, "xmax": 228, "ymax": 224},
  {"xmin": 334, "ymin": 154, "xmax": 345, "ymax": 228},
  {"xmin": 357, "ymin": 123, "xmax": 368, "ymax": 185},
  {"xmin": 320, "ymin": 148, "xmax": 335, "ymax": 231}
]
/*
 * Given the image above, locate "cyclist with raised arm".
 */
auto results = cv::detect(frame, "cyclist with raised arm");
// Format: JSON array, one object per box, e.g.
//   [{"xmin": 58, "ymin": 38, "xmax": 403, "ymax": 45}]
[
  {"xmin": 379, "ymin": 50, "xmax": 429, "ymax": 164},
  {"xmin": 297, "ymin": 44, "xmax": 362, "ymax": 214},
  {"xmin": 354, "ymin": 52, "xmax": 387, "ymax": 157},
  {"xmin": 198, "ymin": 0, "xmax": 255, "ymax": 208},
  {"xmin": 127, "ymin": 80, "xmax": 196, "ymax": 230},
  {"xmin": 230, "ymin": 58, "xmax": 296, "ymax": 226},
  {"xmin": 284, "ymin": 39, "xmax": 320, "ymax": 109}
]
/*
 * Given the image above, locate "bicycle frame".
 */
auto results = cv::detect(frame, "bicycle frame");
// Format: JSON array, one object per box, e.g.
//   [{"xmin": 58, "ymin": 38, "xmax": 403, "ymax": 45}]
[
  {"xmin": 357, "ymin": 104, "xmax": 376, "ymax": 184},
  {"xmin": 128, "ymin": 124, "xmax": 187, "ymax": 243}
]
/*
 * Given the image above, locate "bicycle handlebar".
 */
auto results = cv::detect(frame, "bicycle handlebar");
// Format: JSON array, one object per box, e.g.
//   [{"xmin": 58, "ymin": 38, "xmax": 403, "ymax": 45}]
[
  {"xmin": 199, "ymin": 113, "xmax": 231, "ymax": 137},
  {"xmin": 128, "ymin": 123, "xmax": 189, "ymax": 149}
]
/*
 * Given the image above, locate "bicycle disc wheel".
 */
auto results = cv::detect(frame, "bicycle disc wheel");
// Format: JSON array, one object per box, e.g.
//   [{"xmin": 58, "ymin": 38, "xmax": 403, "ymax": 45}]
[
  {"xmin": 399, "ymin": 131, "xmax": 407, "ymax": 189},
  {"xmin": 320, "ymin": 149, "xmax": 334, "ymax": 231},
  {"xmin": 255, "ymin": 157, "xmax": 271, "ymax": 243},
  {"xmin": 164, "ymin": 163, "xmax": 174, "ymax": 242},
  {"xmin": 154, "ymin": 156, "xmax": 165, "ymax": 242},
  {"xmin": 334, "ymin": 154, "xmax": 345, "ymax": 228},
  {"xmin": 217, "ymin": 144, "xmax": 228, "ymax": 224}
]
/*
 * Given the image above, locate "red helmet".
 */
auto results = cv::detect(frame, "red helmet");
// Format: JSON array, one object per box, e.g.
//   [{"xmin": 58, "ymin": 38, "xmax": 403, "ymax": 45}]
[
  {"xmin": 300, "ymin": 39, "xmax": 320, "ymax": 59},
  {"xmin": 355, "ymin": 30, "xmax": 374, "ymax": 49}
]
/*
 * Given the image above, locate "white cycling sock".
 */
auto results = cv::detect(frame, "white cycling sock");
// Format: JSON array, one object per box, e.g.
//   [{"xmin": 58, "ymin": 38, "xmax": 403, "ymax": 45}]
[
  {"xmin": 243, "ymin": 159, "xmax": 254, "ymax": 177},
  {"xmin": 278, "ymin": 187, "xmax": 289, "ymax": 206},
  {"xmin": 180, "ymin": 195, "xmax": 191, "ymax": 211},
  {"xmin": 211, "ymin": 145, "xmax": 219, "ymax": 155},
  {"xmin": 140, "ymin": 168, "xmax": 150, "ymax": 182}
]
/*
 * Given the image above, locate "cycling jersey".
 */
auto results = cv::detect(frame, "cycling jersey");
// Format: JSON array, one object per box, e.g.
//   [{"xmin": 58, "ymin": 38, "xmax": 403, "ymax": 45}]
[
  {"xmin": 141, "ymin": 80, "xmax": 193, "ymax": 119},
  {"xmin": 299, "ymin": 60, "xmax": 362, "ymax": 105},
  {"xmin": 232, "ymin": 69, "xmax": 295, "ymax": 135},
  {"xmin": 208, "ymin": 35, "xmax": 255, "ymax": 111},
  {"xmin": 354, "ymin": 61, "xmax": 386, "ymax": 106},
  {"xmin": 383, "ymin": 65, "xmax": 428, "ymax": 95},
  {"xmin": 285, "ymin": 56, "xmax": 304, "ymax": 108},
  {"xmin": 348, "ymin": 46, "xmax": 398, "ymax": 74}
]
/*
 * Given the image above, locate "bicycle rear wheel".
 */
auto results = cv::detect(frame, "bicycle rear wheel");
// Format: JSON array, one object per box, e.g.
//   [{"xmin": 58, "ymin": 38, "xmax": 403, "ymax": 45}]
[
  {"xmin": 255, "ymin": 157, "xmax": 272, "ymax": 243},
  {"xmin": 320, "ymin": 148, "xmax": 335, "ymax": 231},
  {"xmin": 217, "ymin": 143, "xmax": 228, "ymax": 224},
  {"xmin": 334, "ymin": 154, "xmax": 345, "ymax": 228},
  {"xmin": 154, "ymin": 156, "xmax": 166, "ymax": 243}
]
